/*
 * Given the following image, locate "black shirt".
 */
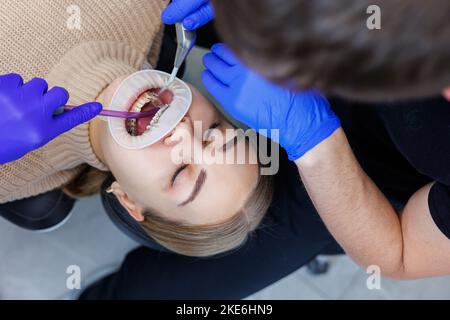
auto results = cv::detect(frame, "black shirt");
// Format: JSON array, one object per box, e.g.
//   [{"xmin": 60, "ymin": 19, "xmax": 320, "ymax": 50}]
[{"xmin": 330, "ymin": 95, "xmax": 450, "ymax": 239}]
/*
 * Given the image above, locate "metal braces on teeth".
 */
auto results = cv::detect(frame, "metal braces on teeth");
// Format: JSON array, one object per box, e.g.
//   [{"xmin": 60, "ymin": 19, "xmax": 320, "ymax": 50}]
[
  {"xmin": 146, "ymin": 104, "xmax": 170, "ymax": 131},
  {"xmin": 126, "ymin": 118, "xmax": 138, "ymax": 136},
  {"xmin": 126, "ymin": 90, "xmax": 171, "ymax": 136},
  {"xmin": 126, "ymin": 104, "xmax": 170, "ymax": 137}
]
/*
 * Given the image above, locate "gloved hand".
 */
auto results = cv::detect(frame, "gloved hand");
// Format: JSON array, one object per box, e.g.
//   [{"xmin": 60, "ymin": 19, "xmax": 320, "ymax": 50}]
[
  {"xmin": 0, "ymin": 74, "xmax": 102, "ymax": 164},
  {"xmin": 202, "ymin": 44, "xmax": 341, "ymax": 160},
  {"xmin": 162, "ymin": 0, "xmax": 214, "ymax": 30}
]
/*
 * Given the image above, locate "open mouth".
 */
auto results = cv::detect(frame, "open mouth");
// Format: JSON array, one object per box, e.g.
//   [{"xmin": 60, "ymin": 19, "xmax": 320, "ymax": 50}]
[{"xmin": 126, "ymin": 88, "xmax": 174, "ymax": 136}]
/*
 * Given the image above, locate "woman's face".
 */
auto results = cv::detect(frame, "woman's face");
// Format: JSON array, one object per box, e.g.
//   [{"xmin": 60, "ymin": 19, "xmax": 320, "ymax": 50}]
[{"xmin": 94, "ymin": 77, "xmax": 259, "ymax": 225}]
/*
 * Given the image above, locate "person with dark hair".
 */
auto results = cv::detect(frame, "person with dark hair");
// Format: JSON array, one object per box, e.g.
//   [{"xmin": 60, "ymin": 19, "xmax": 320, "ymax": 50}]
[
  {"xmin": 160, "ymin": 0, "xmax": 450, "ymax": 279},
  {"xmin": 210, "ymin": 0, "xmax": 450, "ymax": 102},
  {"xmin": 79, "ymin": 0, "xmax": 449, "ymax": 299},
  {"xmin": 79, "ymin": 7, "xmax": 346, "ymax": 299}
]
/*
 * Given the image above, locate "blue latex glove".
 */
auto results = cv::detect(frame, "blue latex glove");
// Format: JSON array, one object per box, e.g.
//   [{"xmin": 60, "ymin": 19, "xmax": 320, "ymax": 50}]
[
  {"xmin": 202, "ymin": 44, "xmax": 341, "ymax": 160},
  {"xmin": 162, "ymin": 0, "xmax": 214, "ymax": 30},
  {"xmin": 0, "ymin": 74, "xmax": 102, "ymax": 164}
]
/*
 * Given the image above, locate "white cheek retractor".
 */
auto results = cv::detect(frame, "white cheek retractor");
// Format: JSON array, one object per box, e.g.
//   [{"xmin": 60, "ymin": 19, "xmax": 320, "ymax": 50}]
[{"xmin": 108, "ymin": 70, "xmax": 192, "ymax": 149}]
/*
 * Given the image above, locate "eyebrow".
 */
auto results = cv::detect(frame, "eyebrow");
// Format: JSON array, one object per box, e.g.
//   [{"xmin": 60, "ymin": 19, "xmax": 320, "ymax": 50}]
[
  {"xmin": 178, "ymin": 169, "xmax": 207, "ymax": 207},
  {"xmin": 221, "ymin": 136, "xmax": 239, "ymax": 153},
  {"xmin": 177, "ymin": 137, "xmax": 239, "ymax": 207}
]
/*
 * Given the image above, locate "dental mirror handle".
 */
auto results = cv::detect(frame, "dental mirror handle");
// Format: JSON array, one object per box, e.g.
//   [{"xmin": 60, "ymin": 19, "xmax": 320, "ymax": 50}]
[
  {"xmin": 168, "ymin": 23, "xmax": 197, "ymax": 84},
  {"xmin": 64, "ymin": 105, "xmax": 160, "ymax": 119}
]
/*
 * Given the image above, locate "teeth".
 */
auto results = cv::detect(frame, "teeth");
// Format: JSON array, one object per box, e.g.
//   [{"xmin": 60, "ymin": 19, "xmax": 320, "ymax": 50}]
[
  {"xmin": 146, "ymin": 105, "xmax": 169, "ymax": 132},
  {"xmin": 126, "ymin": 90, "xmax": 171, "ymax": 136},
  {"xmin": 126, "ymin": 118, "xmax": 137, "ymax": 136},
  {"xmin": 131, "ymin": 92, "xmax": 161, "ymax": 113},
  {"xmin": 144, "ymin": 92, "xmax": 157, "ymax": 101}
]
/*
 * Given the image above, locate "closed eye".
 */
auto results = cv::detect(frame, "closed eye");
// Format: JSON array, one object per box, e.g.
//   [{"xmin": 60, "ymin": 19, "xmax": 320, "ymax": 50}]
[
  {"xmin": 203, "ymin": 122, "xmax": 221, "ymax": 146},
  {"xmin": 171, "ymin": 164, "xmax": 188, "ymax": 187},
  {"xmin": 206, "ymin": 122, "xmax": 220, "ymax": 138}
]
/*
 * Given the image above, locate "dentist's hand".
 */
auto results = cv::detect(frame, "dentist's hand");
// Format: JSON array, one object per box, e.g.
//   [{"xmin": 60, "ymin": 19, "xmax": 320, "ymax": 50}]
[
  {"xmin": 202, "ymin": 44, "xmax": 341, "ymax": 160},
  {"xmin": 162, "ymin": 0, "xmax": 214, "ymax": 30},
  {"xmin": 0, "ymin": 74, "xmax": 102, "ymax": 164}
]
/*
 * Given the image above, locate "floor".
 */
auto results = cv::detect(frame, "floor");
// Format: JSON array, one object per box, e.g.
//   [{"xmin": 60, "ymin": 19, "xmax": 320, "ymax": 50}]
[{"xmin": 1, "ymin": 47, "xmax": 450, "ymax": 300}]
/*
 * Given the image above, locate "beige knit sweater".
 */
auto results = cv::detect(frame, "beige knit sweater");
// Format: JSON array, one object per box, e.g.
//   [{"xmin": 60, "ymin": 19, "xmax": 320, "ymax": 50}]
[{"xmin": 0, "ymin": 0, "xmax": 167, "ymax": 203}]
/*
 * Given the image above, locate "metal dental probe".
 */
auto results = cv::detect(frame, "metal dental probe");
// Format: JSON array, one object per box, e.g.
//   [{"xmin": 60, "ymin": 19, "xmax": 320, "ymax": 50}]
[
  {"xmin": 62, "ymin": 26, "xmax": 195, "ymax": 121},
  {"xmin": 160, "ymin": 23, "xmax": 197, "ymax": 93},
  {"xmin": 63, "ymin": 105, "xmax": 160, "ymax": 119}
]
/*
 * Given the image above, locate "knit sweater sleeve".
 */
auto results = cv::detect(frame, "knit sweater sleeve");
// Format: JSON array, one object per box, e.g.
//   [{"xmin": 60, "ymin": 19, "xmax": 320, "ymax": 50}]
[{"xmin": 0, "ymin": 42, "xmax": 142, "ymax": 203}]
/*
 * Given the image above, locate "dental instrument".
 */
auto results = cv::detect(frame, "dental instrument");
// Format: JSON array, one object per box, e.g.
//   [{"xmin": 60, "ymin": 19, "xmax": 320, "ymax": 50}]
[
  {"xmin": 91, "ymin": 24, "xmax": 196, "ymax": 149},
  {"xmin": 63, "ymin": 23, "xmax": 195, "ymax": 122},
  {"xmin": 64, "ymin": 105, "xmax": 160, "ymax": 119},
  {"xmin": 162, "ymin": 22, "xmax": 197, "ymax": 91}
]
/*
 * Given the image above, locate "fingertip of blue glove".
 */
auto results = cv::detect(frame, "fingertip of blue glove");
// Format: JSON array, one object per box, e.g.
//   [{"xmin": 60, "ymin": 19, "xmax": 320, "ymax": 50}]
[
  {"xmin": 53, "ymin": 86, "xmax": 69, "ymax": 97},
  {"xmin": 84, "ymin": 102, "xmax": 103, "ymax": 116},
  {"xmin": 211, "ymin": 43, "xmax": 224, "ymax": 53},
  {"xmin": 210, "ymin": 44, "xmax": 241, "ymax": 66},
  {"xmin": 53, "ymin": 87, "xmax": 70, "ymax": 106},
  {"xmin": 202, "ymin": 52, "xmax": 214, "ymax": 66},
  {"xmin": 201, "ymin": 70, "xmax": 216, "ymax": 90},
  {"xmin": 200, "ymin": 69, "xmax": 210, "ymax": 82},
  {"xmin": 183, "ymin": 18, "xmax": 197, "ymax": 30},
  {"xmin": 91, "ymin": 102, "xmax": 103, "ymax": 112},
  {"xmin": 161, "ymin": 9, "xmax": 175, "ymax": 24}
]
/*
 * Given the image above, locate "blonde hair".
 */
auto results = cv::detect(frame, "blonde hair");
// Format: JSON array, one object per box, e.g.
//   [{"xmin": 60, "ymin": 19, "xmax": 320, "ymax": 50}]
[
  {"xmin": 140, "ymin": 173, "xmax": 273, "ymax": 257},
  {"xmin": 64, "ymin": 165, "xmax": 274, "ymax": 258},
  {"xmin": 63, "ymin": 165, "xmax": 109, "ymax": 199},
  {"xmin": 64, "ymin": 152, "xmax": 274, "ymax": 258}
]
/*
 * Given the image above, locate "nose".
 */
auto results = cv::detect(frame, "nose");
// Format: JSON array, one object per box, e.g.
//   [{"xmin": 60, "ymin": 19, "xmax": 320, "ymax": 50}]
[{"xmin": 163, "ymin": 116, "xmax": 206, "ymax": 164}]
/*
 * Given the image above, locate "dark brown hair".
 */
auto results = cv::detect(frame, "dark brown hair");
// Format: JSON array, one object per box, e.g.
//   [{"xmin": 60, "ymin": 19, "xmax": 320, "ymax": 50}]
[{"xmin": 212, "ymin": 0, "xmax": 450, "ymax": 101}]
